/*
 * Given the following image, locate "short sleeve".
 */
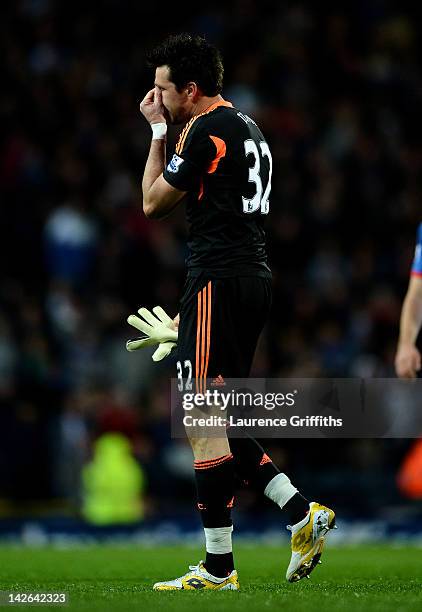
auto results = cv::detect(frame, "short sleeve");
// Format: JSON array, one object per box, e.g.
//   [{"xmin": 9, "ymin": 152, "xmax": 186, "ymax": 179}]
[
  {"xmin": 411, "ymin": 224, "xmax": 422, "ymax": 276},
  {"xmin": 163, "ymin": 122, "xmax": 215, "ymax": 192}
]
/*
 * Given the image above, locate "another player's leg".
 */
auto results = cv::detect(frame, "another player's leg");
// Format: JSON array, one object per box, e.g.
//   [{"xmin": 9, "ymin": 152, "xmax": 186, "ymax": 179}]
[{"xmin": 230, "ymin": 435, "xmax": 336, "ymax": 581}]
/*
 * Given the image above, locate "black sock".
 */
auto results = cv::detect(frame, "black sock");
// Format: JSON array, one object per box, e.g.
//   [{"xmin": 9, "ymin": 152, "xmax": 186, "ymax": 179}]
[
  {"xmin": 205, "ymin": 552, "xmax": 234, "ymax": 578},
  {"xmin": 283, "ymin": 492, "xmax": 309, "ymax": 525},
  {"xmin": 230, "ymin": 436, "xmax": 309, "ymax": 524},
  {"xmin": 229, "ymin": 435, "xmax": 280, "ymax": 491},
  {"xmin": 194, "ymin": 453, "xmax": 235, "ymax": 577}
]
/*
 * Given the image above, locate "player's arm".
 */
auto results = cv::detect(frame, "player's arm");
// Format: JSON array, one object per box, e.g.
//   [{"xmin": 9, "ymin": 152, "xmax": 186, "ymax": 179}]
[
  {"xmin": 395, "ymin": 275, "xmax": 422, "ymax": 378},
  {"xmin": 140, "ymin": 87, "xmax": 186, "ymax": 219},
  {"xmin": 142, "ymin": 144, "xmax": 185, "ymax": 219}
]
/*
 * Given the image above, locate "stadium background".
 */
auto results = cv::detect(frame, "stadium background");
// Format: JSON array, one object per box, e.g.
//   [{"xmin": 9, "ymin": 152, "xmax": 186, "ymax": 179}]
[{"xmin": 0, "ymin": 0, "xmax": 421, "ymax": 540}]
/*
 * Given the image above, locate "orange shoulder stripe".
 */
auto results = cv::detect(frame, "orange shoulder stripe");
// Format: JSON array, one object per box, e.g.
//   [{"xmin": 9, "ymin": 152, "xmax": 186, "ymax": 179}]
[
  {"xmin": 175, "ymin": 99, "xmax": 233, "ymax": 156},
  {"xmin": 176, "ymin": 116, "xmax": 196, "ymax": 155},
  {"xmin": 207, "ymin": 135, "xmax": 226, "ymax": 174}
]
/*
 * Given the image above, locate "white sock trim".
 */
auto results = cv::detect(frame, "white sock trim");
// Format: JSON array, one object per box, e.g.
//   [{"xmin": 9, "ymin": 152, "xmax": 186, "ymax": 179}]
[
  {"xmin": 204, "ymin": 526, "xmax": 233, "ymax": 554},
  {"xmin": 264, "ymin": 473, "xmax": 298, "ymax": 509}
]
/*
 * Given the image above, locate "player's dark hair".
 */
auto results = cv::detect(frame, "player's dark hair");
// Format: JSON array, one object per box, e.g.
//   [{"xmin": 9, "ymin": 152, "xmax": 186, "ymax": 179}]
[{"xmin": 147, "ymin": 33, "xmax": 224, "ymax": 96}]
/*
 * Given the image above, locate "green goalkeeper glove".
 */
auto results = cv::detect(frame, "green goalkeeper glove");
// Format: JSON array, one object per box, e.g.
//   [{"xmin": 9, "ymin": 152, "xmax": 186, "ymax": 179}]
[{"xmin": 126, "ymin": 306, "xmax": 178, "ymax": 362}]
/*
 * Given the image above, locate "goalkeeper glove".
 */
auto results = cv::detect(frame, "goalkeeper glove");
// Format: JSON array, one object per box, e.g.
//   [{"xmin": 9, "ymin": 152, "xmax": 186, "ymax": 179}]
[{"xmin": 126, "ymin": 306, "xmax": 178, "ymax": 362}]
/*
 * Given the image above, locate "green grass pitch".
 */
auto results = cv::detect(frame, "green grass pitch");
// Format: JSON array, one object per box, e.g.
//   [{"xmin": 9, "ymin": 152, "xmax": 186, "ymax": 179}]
[{"xmin": 0, "ymin": 544, "xmax": 421, "ymax": 611}]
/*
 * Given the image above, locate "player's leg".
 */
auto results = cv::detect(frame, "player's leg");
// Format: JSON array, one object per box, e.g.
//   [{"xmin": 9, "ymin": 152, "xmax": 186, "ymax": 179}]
[
  {"xmin": 227, "ymin": 277, "xmax": 336, "ymax": 582},
  {"xmin": 229, "ymin": 435, "xmax": 309, "ymax": 524},
  {"xmin": 154, "ymin": 276, "xmax": 239, "ymax": 591},
  {"xmin": 221, "ymin": 276, "xmax": 282, "ymax": 496},
  {"xmin": 153, "ymin": 428, "xmax": 239, "ymax": 590},
  {"xmin": 229, "ymin": 435, "xmax": 336, "ymax": 581},
  {"xmin": 189, "ymin": 434, "xmax": 235, "ymax": 577},
  {"xmin": 188, "ymin": 278, "xmax": 238, "ymax": 579},
  {"xmin": 223, "ymin": 276, "xmax": 307, "ymax": 522}
]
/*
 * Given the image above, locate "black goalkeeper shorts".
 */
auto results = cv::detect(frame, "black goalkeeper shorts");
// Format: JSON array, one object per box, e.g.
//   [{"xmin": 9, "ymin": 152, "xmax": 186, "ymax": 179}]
[{"xmin": 176, "ymin": 273, "xmax": 272, "ymax": 392}]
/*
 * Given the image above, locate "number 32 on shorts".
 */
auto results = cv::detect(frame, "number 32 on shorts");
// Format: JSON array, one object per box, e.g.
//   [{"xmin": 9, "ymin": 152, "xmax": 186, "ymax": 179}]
[{"xmin": 177, "ymin": 360, "xmax": 193, "ymax": 391}]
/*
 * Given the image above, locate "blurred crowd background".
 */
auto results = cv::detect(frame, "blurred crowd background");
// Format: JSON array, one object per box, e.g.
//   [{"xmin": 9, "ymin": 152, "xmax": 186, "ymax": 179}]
[{"xmin": 1, "ymin": 0, "xmax": 421, "ymax": 526}]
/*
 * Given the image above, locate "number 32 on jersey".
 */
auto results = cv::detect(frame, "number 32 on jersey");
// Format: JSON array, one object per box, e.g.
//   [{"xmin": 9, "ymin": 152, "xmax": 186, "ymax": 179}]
[{"xmin": 242, "ymin": 139, "xmax": 272, "ymax": 215}]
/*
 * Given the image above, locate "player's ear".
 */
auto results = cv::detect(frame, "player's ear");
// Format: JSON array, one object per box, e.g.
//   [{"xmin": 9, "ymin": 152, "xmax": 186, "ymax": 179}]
[{"xmin": 186, "ymin": 81, "xmax": 199, "ymax": 100}]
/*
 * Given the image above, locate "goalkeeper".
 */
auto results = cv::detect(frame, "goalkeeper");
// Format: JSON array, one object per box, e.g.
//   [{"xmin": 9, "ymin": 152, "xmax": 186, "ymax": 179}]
[{"xmin": 126, "ymin": 33, "xmax": 336, "ymax": 591}]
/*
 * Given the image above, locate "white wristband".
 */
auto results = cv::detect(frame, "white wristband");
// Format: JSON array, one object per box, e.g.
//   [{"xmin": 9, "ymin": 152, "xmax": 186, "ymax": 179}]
[{"xmin": 151, "ymin": 123, "xmax": 167, "ymax": 140}]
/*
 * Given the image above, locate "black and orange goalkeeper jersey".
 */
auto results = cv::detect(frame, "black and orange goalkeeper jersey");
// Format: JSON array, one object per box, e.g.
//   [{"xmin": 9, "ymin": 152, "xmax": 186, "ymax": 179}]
[{"xmin": 163, "ymin": 100, "xmax": 272, "ymax": 278}]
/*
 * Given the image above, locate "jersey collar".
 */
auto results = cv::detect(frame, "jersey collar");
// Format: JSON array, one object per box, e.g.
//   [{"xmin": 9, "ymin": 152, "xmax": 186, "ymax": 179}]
[{"xmin": 194, "ymin": 99, "xmax": 233, "ymax": 117}]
